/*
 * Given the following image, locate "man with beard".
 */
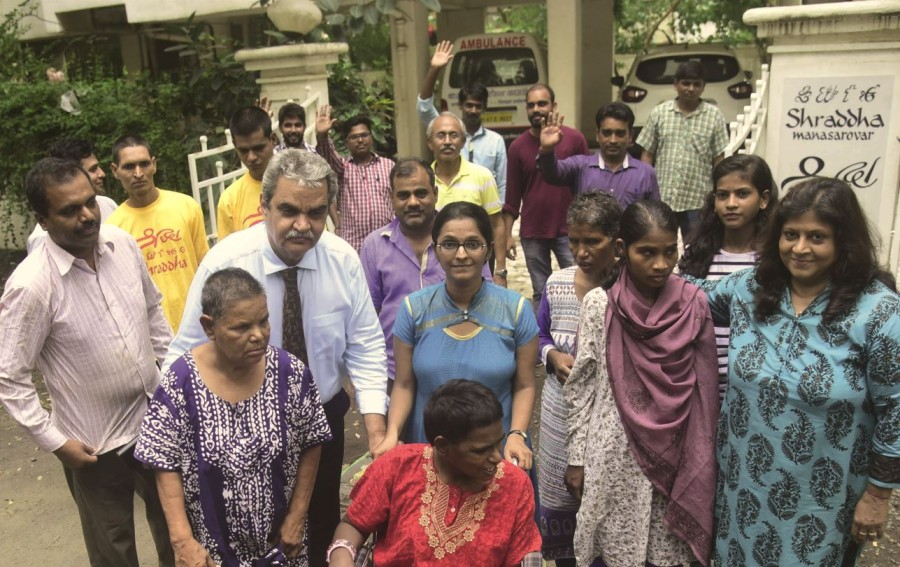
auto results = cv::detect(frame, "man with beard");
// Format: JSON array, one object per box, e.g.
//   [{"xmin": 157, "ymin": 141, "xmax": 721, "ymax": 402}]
[
  {"xmin": 107, "ymin": 135, "xmax": 209, "ymax": 333},
  {"xmin": 275, "ymin": 102, "xmax": 316, "ymax": 152},
  {"xmin": 0, "ymin": 158, "xmax": 174, "ymax": 567},
  {"xmin": 315, "ymin": 106, "xmax": 394, "ymax": 252},
  {"xmin": 537, "ymin": 102, "xmax": 660, "ymax": 207},
  {"xmin": 417, "ymin": 40, "xmax": 507, "ymax": 203},
  {"xmin": 166, "ymin": 150, "xmax": 388, "ymax": 567},
  {"xmin": 360, "ymin": 158, "xmax": 490, "ymax": 387},
  {"xmin": 216, "ymin": 106, "xmax": 278, "ymax": 241},
  {"xmin": 502, "ymin": 84, "xmax": 589, "ymax": 309},
  {"xmin": 427, "ymin": 112, "xmax": 508, "ymax": 286},
  {"xmin": 27, "ymin": 138, "xmax": 118, "ymax": 253}
]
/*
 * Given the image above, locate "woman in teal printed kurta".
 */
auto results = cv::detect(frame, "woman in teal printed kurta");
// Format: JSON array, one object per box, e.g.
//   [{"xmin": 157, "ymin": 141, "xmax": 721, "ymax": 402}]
[
  {"xmin": 375, "ymin": 201, "xmax": 539, "ymax": 472},
  {"xmin": 690, "ymin": 178, "xmax": 900, "ymax": 566}
]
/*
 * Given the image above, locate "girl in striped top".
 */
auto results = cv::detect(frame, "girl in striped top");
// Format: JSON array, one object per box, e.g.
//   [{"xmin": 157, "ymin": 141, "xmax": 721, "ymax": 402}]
[{"xmin": 679, "ymin": 155, "xmax": 778, "ymax": 401}]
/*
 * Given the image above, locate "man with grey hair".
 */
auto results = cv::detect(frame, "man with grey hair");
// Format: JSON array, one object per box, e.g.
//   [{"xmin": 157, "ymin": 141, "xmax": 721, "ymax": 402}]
[
  {"xmin": 427, "ymin": 112, "xmax": 508, "ymax": 286},
  {"xmin": 165, "ymin": 149, "xmax": 388, "ymax": 567}
]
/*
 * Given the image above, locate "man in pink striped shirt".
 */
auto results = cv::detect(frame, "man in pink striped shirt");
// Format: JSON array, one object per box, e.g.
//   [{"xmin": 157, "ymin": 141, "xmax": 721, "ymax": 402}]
[
  {"xmin": 315, "ymin": 105, "xmax": 395, "ymax": 252},
  {"xmin": 0, "ymin": 158, "xmax": 174, "ymax": 566}
]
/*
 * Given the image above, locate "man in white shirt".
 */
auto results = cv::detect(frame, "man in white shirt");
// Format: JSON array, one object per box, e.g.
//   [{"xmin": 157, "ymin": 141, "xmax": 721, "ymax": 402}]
[
  {"xmin": 167, "ymin": 149, "xmax": 388, "ymax": 567},
  {"xmin": 0, "ymin": 158, "xmax": 174, "ymax": 566}
]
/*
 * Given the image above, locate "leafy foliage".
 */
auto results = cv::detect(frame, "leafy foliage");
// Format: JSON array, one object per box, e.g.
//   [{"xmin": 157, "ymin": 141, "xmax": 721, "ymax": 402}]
[{"xmin": 0, "ymin": 7, "xmax": 258, "ymax": 248}]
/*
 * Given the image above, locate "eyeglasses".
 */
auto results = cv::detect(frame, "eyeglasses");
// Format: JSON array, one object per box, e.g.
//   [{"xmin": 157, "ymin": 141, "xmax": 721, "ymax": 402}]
[
  {"xmin": 347, "ymin": 132, "xmax": 371, "ymax": 142},
  {"xmin": 437, "ymin": 240, "xmax": 488, "ymax": 254},
  {"xmin": 431, "ymin": 131, "xmax": 462, "ymax": 142}
]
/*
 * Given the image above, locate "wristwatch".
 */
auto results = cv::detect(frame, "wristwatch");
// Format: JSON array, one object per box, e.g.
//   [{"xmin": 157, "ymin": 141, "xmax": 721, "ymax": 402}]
[
  {"xmin": 496, "ymin": 269, "xmax": 508, "ymax": 278},
  {"xmin": 508, "ymin": 429, "xmax": 528, "ymax": 441}
]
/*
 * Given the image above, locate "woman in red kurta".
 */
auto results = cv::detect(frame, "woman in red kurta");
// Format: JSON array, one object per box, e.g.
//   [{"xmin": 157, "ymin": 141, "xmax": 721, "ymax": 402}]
[{"xmin": 326, "ymin": 380, "xmax": 542, "ymax": 566}]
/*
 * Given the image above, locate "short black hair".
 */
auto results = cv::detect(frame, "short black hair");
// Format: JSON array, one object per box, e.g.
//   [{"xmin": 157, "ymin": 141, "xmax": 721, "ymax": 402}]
[
  {"xmin": 230, "ymin": 106, "xmax": 273, "ymax": 138},
  {"xmin": 112, "ymin": 135, "xmax": 153, "ymax": 164},
  {"xmin": 458, "ymin": 83, "xmax": 489, "ymax": 106},
  {"xmin": 201, "ymin": 267, "xmax": 265, "ymax": 320},
  {"xmin": 423, "ymin": 379, "xmax": 503, "ymax": 444},
  {"xmin": 595, "ymin": 102, "xmax": 635, "ymax": 130},
  {"xmin": 343, "ymin": 115, "xmax": 373, "ymax": 138},
  {"xmin": 278, "ymin": 103, "xmax": 306, "ymax": 126},
  {"xmin": 390, "ymin": 157, "xmax": 435, "ymax": 190},
  {"xmin": 48, "ymin": 139, "xmax": 95, "ymax": 163},
  {"xmin": 432, "ymin": 201, "xmax": 493, "ymax": 248},
  {"xmin": 675, "ymin": 60, "xmax": 705, "ymax": 82},
  {"xmin": 25, "ymin": 158, "xmax": 92, "ymax": 217},
  {"xmin": 526, "ymin": 83, "xmax": 555, "ymax": 103}
]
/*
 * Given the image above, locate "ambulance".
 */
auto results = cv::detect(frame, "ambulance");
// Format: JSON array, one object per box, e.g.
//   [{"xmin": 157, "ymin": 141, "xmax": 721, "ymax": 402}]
[{"xmin": 439, "ymin": 33, "xmax": 548, "ymax": 144}]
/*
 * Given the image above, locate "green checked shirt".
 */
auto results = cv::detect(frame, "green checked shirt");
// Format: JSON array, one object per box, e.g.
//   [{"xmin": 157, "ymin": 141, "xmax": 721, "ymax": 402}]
[{"xmin": 636, "ymin": 99, "xmax": 728, "ymax": 212}]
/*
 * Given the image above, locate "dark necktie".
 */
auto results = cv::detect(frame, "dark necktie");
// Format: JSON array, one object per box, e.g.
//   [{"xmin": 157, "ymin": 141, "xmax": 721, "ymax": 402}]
[{"xmin": 279, "ymin": 267, "xmax": 309, "ymax": 366}]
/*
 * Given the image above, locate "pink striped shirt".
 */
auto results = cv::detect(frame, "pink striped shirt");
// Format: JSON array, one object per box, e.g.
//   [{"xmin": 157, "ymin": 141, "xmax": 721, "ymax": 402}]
[
  {"xmin": 317, "ymin": 137, "xmax": 395, "ymax": 252},
  {"xmin": 0, "ymin": 225, "xmax": 171, "ymax": 454}
]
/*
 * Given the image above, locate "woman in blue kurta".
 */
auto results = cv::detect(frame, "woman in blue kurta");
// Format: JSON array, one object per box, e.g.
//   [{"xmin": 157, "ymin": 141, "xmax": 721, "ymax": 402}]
[
  {"xmin": 375, "ymin": 201, "xmax": 539, "ymax": 472},
  {"xmin": 690, "ymin": 178, "xmax": 900, "ymax": 566}
]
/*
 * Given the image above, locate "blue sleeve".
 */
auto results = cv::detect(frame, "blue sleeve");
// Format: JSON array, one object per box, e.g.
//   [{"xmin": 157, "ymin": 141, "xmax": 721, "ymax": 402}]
[
  {"xmin": 416, "ymin": 95, "xmax": 440, "ymax": 128},
  {"xmin": 393, "ymin": 297, "xmax": 416, "ymax": 345},
  {"xmin": 514, "ymin": 295, "xmax": 539, "ymax": 347},
  {"xmin": 494, "ymin": 136, "xmax": 508, "ymax": 202},
  {"xmin": 865, "ymin": 292, "xmax": 900, "ymax": 486}
]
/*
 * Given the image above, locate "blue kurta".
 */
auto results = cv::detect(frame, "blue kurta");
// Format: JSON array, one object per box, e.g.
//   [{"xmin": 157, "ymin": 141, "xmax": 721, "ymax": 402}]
[
  {"xmin": 393, "ymin": 282, "xmax": 538, "ymax": 443},
  {"xmin": 697, "ymin": 269, "xmax": 900, "ymax": 566}
]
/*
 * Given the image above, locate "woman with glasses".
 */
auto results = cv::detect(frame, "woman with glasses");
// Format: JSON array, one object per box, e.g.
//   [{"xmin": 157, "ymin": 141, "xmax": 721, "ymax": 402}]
[{"xmin": 374, "ymin": 201, "xmax": 539, "ymax": 472}]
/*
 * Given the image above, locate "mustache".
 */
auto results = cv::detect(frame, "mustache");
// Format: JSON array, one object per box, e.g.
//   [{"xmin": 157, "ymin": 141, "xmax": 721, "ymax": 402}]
[
  {"xmin": 285, "ymin": 229, "xmax": 314, "ymax": 239},
  {"xmin": 76, "ymin": 219, "xmax": 100, "ymax": 233}
]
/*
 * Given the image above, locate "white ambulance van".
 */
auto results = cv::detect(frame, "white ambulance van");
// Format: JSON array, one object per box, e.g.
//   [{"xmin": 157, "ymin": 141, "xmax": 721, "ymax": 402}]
[{"xmin": 440, "ymin": 33, "xmax": 548, "ymax": 144}]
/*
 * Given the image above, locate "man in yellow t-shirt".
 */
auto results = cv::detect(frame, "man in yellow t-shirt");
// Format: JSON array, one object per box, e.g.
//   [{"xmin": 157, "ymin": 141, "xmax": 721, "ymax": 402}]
[
  {"xmin": 216, "ymin": 107, "xmax": 278, "ymax": 241},
  {"xmin": 107, "ymin": 135, "xmax": 209, "ymax": 332}
]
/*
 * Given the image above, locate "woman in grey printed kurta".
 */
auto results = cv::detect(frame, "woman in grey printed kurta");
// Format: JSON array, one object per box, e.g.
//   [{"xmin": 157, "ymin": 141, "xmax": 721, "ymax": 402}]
[{"xmin": 691, "ymin": 178, "xmax": 900, "ymax": 566}]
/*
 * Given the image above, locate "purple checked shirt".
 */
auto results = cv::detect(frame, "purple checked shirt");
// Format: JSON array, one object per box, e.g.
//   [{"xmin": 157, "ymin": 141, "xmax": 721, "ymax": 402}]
[
  {"xmin": 537, "ymin": 152, "xmax": 661, "ymax": 208},
  {"xmin": 360, "ymin": 217, "xmax": 491, "ymax": 378}
]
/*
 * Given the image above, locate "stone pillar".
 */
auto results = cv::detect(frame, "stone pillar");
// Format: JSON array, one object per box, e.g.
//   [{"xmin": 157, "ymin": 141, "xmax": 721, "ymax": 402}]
[
  {"xmin": 744, "ymin": 0, "xmax": 900, "ymax": 269},
  {"xmin": 234, "ymin": 42, "xmax": 349, "ymax": 112},
  {"xmin": 548, "ymin": 0, "xmax": 615, "ymax": 143},
  {"xmin": 436, "ymin": 8, "xmax": 486, "ymax": 41},
  {"xmin": 390, "ymin": 0, "xmax": 430, "ymax": 158}
]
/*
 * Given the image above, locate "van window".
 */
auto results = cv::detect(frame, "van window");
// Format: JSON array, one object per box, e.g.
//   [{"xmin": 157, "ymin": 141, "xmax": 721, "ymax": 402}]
[
  {"xmin": 448, "ymin": 48, "xmax": 539, "ymax": 88},
  {"xmin": 635, "ymin": 54, "xmax": 741, "ymax": 85}
]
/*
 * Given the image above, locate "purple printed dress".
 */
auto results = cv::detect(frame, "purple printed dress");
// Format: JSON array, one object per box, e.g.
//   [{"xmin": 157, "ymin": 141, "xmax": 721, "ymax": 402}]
[{"xmin": 136, "ymin": 346, "xmax": 332, "ymax": 566}]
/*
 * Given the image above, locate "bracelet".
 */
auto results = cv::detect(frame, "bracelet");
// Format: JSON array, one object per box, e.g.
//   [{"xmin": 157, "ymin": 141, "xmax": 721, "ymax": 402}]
[
  {"xmin": 326, "ymin": 539, "xmax": 357, "ymax": 563},
  {"xmin": 866, "ymin": 488, "xmax": 890, "ymax": 501},
  {"xmin": 508, "ymin": 429, "xmax": 528, "ymax": 442}
]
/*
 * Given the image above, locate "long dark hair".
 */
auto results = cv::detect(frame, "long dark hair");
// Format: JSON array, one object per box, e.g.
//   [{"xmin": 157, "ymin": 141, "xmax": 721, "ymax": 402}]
[
  {"xmin": 753, "ymin": 177, "xmax": 895, "ymax": 323},
  {"xmin": 680, "ymin": 155, "xmax": 777, "ymax": 277}
]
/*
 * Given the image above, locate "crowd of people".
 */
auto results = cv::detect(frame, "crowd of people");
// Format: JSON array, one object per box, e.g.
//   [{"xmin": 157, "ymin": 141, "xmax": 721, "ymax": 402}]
[{"xmin": 0, "ymin": 38, "xmax": 897, "ymax": 567}]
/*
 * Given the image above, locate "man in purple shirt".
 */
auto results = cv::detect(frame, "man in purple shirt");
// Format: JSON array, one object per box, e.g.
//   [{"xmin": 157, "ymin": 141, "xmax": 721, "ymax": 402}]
[
  {"xmin": 503, "ymin": 84, "xmax": 589, "ymax": 309},
  {"xmin": 537, "ymin": 102, "xmax": 660, "ymax": 208},
  {"xmin": 360, "ymin": 157, "xmax": 488, "ymax": 384}
]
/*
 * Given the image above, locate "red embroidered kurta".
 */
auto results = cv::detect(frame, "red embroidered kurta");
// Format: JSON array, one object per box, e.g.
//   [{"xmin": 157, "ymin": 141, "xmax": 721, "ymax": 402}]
[{"xmin": 347, "ymin": 444, "xmax": 541, "ymax": 566}]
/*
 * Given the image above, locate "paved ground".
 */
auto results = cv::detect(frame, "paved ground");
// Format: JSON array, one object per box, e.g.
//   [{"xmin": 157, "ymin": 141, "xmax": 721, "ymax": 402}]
[{"xmin": 2, "ymin": 226, "xmax": 899, "ymax": 565}]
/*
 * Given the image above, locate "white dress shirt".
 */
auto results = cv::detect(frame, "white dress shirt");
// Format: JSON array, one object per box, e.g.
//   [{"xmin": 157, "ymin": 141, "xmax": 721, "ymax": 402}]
[
  {"xmin": 0, "ymin": 225, "xmax": 171, "ymax": 454},
  {"xmin": 166, "ymin": 224, "xmax": 388, "ymax": 415}
]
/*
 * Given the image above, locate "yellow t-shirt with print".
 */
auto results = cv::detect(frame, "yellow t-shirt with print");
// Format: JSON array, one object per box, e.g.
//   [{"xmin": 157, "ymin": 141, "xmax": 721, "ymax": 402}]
[
  {"xmin": 106, "ymin": 189, "xmax": 209, "ymax": 332},
  {"xmin": 216, "ymin": 173, "xmax": 264, "ymax": 241}
]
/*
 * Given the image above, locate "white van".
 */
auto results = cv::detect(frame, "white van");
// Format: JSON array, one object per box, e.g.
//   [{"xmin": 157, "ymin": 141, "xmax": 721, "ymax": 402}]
[{"xmin": 440, "ymin": 33, "xmax": 548, "ymax": 144}]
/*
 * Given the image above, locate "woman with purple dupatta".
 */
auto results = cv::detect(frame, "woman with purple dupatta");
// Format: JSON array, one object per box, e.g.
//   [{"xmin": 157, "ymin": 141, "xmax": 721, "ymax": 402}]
[
  {"xmin": 136, "ymin": 268, "xmax": 332, "ymax": 567},
  {"xmin": 565, "ymin": 200, "xmax": 719, "ymax": 567}
]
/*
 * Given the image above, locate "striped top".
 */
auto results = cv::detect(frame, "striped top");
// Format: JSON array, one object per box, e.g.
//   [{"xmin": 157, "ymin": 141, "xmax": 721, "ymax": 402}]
[
  {"xmin": 706, "ymin": 250, "xmax": 757, "ymax": 400},
  {"xmin": 433, "ymin": 159, "xmax": 503, "ymax": 215}
]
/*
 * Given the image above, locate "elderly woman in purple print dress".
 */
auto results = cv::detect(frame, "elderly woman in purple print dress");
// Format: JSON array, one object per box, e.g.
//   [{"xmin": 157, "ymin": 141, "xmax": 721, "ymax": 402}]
[{"xmin": 136, "ymin": 268, "xmax": 332, "ymax": 567}]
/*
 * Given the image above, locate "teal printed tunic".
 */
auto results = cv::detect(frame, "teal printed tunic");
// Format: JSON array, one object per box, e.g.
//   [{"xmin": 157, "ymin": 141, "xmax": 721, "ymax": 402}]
[
  {"xmin": 695, "ymin": 269, "xmax": 900, "ymax": 566},
  {"xmin": 393, "ymin": 282, "xmax": 538, "ymax": 444}
]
